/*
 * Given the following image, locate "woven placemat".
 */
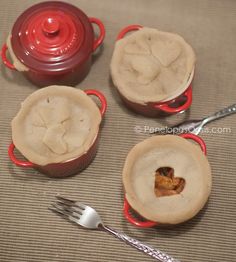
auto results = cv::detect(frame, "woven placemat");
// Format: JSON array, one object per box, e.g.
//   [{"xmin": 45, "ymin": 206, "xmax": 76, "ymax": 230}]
[{"xmin": 0, "ymin": 0, "xmax": 236, "ymax": 261}]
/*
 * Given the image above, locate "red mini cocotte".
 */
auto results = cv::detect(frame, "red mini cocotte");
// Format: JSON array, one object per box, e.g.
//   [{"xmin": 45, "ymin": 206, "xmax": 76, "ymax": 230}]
[
  {"xmin": 111, "ymin": 25, "xmax": 195, "ymax": 117},
  {"xmin": 8, "ymin": 88, "xmax": 107, "ymax": 178},
  {"xmin": 1, "ymin": 1, "xmax": 105, "ymax": 86},
  {"xmin": 123, "ymin": 133, "xmax": 209, "ymax": 227}
]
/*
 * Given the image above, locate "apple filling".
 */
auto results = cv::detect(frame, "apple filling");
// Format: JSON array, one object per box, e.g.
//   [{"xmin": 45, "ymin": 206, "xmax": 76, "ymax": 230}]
[{"xmin": 154, "ymin": 167, "xmax": 185, "ymax": 197}]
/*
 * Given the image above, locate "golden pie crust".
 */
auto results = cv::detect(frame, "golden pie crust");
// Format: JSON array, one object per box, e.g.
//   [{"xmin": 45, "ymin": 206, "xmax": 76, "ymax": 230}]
[
  {"xmin": 11, "ymin": 86, "xmax": 101, "ymax": 165},
  {"xmin": 122, "ymin": 135, "xmax": 212, "ymax": 224},
  {"xmin": 111, "ymin": 27, "xmax": 196, "ymax": 104}
]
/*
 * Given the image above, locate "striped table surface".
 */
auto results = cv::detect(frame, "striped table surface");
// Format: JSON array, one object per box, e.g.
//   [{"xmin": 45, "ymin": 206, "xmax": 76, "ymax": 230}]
[{"xmin": 0, "ymin": 0, "xmax": 236, "ymax": 261}]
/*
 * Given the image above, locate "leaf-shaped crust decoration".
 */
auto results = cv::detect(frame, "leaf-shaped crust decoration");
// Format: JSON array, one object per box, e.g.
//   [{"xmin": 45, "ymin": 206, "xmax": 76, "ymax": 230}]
[
  {"xmin": 43, "ymin": 124, "xmax": 67, "ymax": 154},
  {"xmin": 151, "ymin": 40, "xmax": 182, "ymax": 67},
  {"xmin": 130, "ymin": 55, "xmax": 161, "ymax": 84}
]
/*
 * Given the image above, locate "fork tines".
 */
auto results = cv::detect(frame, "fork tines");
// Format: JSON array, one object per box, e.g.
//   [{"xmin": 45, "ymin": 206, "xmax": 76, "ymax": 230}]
[{"xmin": 49, "ymin": 196, "xmax": 85, "ymax": 224}]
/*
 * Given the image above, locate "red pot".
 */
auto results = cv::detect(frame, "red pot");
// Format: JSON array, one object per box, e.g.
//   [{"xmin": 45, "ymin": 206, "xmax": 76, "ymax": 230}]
[
  {"xmin": 123, "ymin": 133, "xmax": 207, "ymax": 227},
  {"xmin": 119, "ymin": 86, "xmax": 192, "ymax": 117},
  {"xmin": 8, "ymin": 89, "xmax": 107, "ymax": 178},
  {"xmin": 1, "ymin": 1, "xmax": 105, "ymax": 86},
  {"xmin": 115, "ymin": 25, "xmax": 194, "ymax": 117}
]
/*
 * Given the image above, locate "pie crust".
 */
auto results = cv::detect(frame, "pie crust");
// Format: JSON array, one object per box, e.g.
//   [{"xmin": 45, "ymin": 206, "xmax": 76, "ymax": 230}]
[
  {"xmin": 111, "ymin": 27, "xmax": 196, "ymax": 104},
  {"xmin": 11, "ymin": 86, "xmax": 102, "ymax": 165},
  {"xmin": 122, "ymin": 135, "xmax": 212, "ymax": 224},
  {"xmin": 7, "ymin": 35, "xmax": 29, "ymax": 72}
]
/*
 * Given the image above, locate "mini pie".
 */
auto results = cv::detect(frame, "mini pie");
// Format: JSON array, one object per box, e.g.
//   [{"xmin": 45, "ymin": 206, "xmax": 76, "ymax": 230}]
[
  {"xmin": 11, "ymin": 86, "xmax": 101, "ymax": 166},
  {"xmin": 111, "ymin": 27, "xmax": 196, "ymax": 104},
  {"xmin": 122, "ymin": 135, "xmax": 212, "ymax": 224}
]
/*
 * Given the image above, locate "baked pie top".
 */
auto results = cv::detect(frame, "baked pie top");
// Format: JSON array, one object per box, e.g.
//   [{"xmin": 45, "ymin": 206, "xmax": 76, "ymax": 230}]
[
  {"xmin": 11, "ymin": 86, "xmax": 101, "ymax": 165},
  {"xmin": 111, "ymin": 28, "xmax": 196, "ymax": 104},
  {"xmin": 122, "ymin": 135, "xmax": 211, "ymax": 224}
]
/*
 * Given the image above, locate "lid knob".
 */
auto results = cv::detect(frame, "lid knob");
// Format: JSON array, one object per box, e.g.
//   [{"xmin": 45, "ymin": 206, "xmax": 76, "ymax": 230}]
[{"xmin": 42, "ymin": 17, "xmax": 60, "ymax": 35}]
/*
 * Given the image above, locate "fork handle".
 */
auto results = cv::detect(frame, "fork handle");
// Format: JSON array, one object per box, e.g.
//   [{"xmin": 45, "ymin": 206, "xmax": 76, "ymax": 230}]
[
  {"xmin": 204, "ymin": 103, "xmax": 236, "ymax": 124},
  {"xmin": 101, "ymin": 225, "xmax": 180, "ymax": 262}
]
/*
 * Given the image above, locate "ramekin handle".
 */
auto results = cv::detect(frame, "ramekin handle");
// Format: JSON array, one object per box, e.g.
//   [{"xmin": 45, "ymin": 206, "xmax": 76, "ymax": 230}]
[
  {"xmin": 155, "ymin": 87, "xmax": 192, "ymax": 114},
  {"xmin": 84, "ymin": 89, "xmax": 107, "ymax": 117},
  {"xmin": 123, "ymin": 197, "xmax": 157, "ymax": 228},
  {"xmin": 116, "ymin": 24, "xmax": 143, "ymax": 40},
  {"xmin": 1, "ymin": 43, "xmax": 16, "ymax": 70},
  {"xmin": 180, "ymin": 133, "xmax": 207, "ymax": 155},
  {"xmin": 89, "ymin": 17, "xmax": 106, "ymax": 52},
  {"xmin": 8, "ymin": 143, "xmax": 34, "ymax": 167}
]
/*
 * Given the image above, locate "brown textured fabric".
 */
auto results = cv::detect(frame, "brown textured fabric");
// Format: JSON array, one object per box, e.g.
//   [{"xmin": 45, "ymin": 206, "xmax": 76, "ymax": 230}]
[{"xmin": 0, "ymin": 0, "xmax": 235, "ymax": 261}]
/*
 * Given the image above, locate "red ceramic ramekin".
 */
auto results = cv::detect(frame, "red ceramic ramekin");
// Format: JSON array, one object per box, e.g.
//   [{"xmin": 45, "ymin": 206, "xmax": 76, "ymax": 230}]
[
  {"xmin": 8, "ymin": 89, "xmax": 107, "ymax": 178},
  {"xmin": 123, "ymin": 133, "xmax": 207, "ymax": 228},
  {"xmin": 115, "ymin": 25, "xmax": 194, "ymax": 117},
  {"xmin": 1, "ymin": 1, "xmax": 105, "ymax": 86}
]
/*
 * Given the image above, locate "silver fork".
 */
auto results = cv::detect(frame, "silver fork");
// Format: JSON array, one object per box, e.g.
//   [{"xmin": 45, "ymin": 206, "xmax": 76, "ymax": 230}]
[
  {"xmin": 49, "ymin": 196, "xmax": 180, "ymax": 262},
  {"xmin": 154, "ymin": 103, "xmax": 236, "ymax": 135}
]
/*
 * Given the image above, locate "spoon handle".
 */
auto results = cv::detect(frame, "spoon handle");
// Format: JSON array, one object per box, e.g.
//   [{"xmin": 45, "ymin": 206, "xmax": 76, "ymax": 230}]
[{"xmin": 204, "ymin": 104, "xmax": 236, "ymax": 124}]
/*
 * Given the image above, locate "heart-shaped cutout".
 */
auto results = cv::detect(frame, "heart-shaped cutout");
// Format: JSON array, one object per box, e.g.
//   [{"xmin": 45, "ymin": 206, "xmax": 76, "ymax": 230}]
[{"xmin": 154, "ymin": 167, "xmax": 185, "ymax": 197}]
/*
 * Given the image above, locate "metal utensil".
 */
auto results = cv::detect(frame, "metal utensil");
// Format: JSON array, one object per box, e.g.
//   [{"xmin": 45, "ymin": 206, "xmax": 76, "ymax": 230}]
[
  {"xmin": 155, "ymin": 104, "xmax": 236, "ymax": 135},
  {"xmin": 49, "ymin": 196, "xmax": 180, "ymax": 262}
]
